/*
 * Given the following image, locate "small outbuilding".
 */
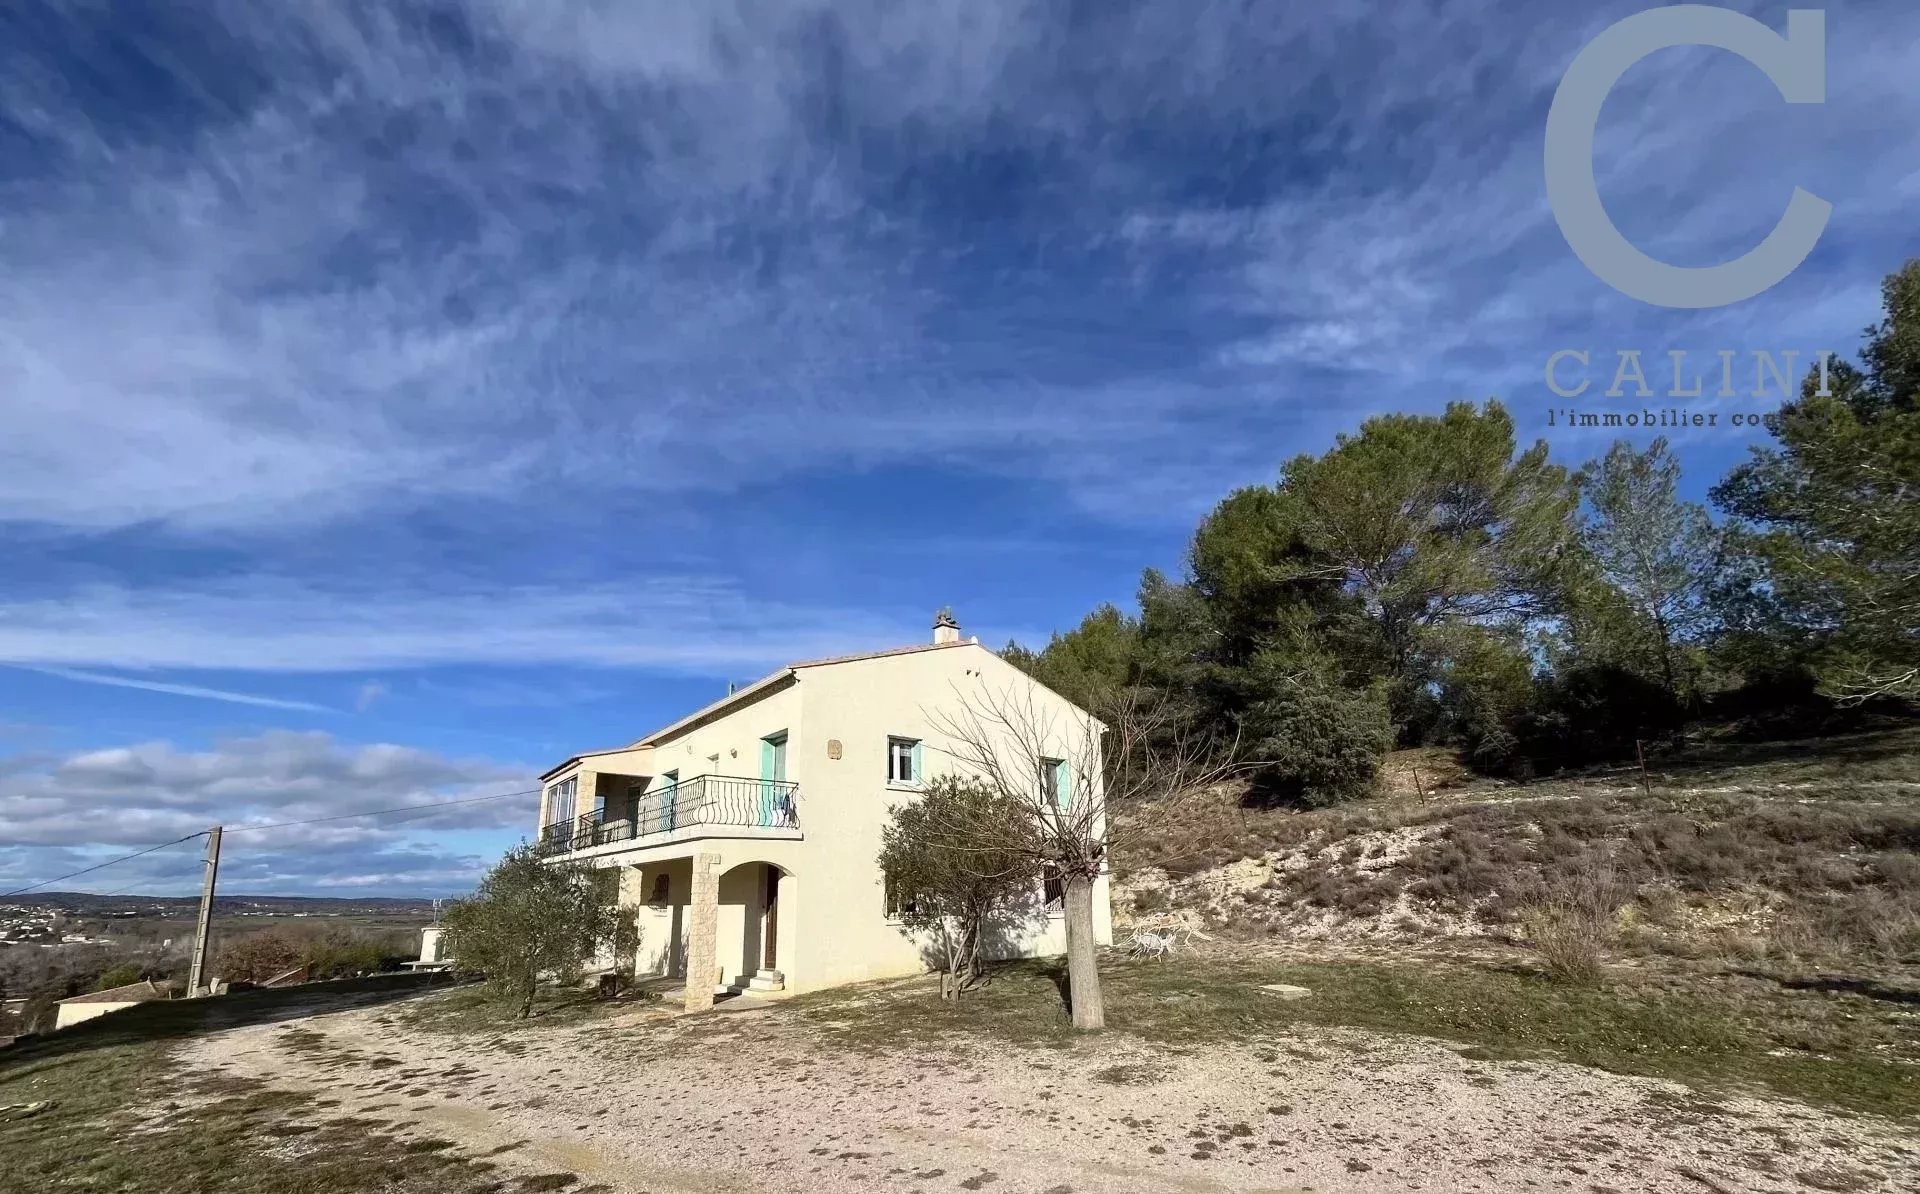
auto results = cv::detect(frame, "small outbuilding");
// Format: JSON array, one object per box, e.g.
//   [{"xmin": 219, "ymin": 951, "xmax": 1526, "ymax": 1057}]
[{"xmin": 53, "ymin": 979, "xmax": 169, "ymax": 1030}]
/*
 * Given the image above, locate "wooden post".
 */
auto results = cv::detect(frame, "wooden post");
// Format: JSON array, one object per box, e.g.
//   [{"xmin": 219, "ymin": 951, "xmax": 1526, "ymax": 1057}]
[
  {"xmin": 1635, "ymin": 740, "xmax": 1653, "ymax": 800},
  {"xmin": 1411, "ymin": 762, "xmax": 1428, "ymax": 804},
  {"xmin": 186, "ymin": 826, "xmax": 223, "ymax": 997}
]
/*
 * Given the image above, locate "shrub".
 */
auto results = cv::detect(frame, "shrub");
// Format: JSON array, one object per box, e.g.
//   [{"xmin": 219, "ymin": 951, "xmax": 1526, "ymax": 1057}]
[
  {"xmin": 878, "ymin": 776, "xmax": 1040, "ymax": 998},
  {"xmin": 1242, "ymin": 675, "xmax": 1393, "ymax": 807},
  {"xmin": 1515, "ymin": 858, "xmax": 1623, "ymax": 984},
  {"xmin": 1519, "ymin": 663, "xmax": 1685, "ymax": 772},
  {"xmin": 90, "ymin": 962, "xmax": 143, "ymax": 991},
  {"xmin": 442, "ymin": 845, "xmax": 618, "ymax": 1018}
]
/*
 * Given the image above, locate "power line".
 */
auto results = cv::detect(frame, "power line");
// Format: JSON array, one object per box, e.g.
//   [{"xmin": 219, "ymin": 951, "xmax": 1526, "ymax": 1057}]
[
  {"xmin": 1, "ymin": 832, "xmax": 208, "ymax": 899},
  {"xmin": 94, "ymin": 839, "xmax": 214, "ymax": 899}
]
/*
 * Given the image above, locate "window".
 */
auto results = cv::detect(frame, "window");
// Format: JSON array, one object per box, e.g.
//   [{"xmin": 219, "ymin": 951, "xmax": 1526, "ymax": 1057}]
[
  {"xmin": 648, "ymin": 874, "xmax": 671, "ymax": 905},
  {"xmin": 884, "ymin": 877, "xmax": 919, "ymax": 920},
  {"xmin": 546, "ymin": 776, "xmax": 578, "ymax": 825},
  {"xmin": 887, "ymin": 737, "xmax": 923, "ymax": 786},
  {"xmin": 1039, "ymin": 758, "xmax": 1069, "ymax": 810},
  {"xmin": 1041, "ymin": 864, "xmax": 1066, "ymax": 912}
]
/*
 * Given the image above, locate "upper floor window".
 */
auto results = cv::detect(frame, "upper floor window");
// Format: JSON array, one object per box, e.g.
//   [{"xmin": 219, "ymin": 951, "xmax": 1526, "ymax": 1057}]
[
  {"xmin": 888, "ymin": 737, "xmax": 922, "ymax": 787},
  {"xmin": 547, "ymin": 776, "xmax": 578, "ymax": 824},
  {"xmin": 1039, "ymin": 758, "xmax": 1068, "ymax": 809}
]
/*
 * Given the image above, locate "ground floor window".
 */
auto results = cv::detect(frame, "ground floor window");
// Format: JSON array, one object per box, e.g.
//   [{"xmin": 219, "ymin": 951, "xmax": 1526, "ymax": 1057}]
[
  {"xmin": 883, "ymin": 877, "xmax": 919, "ymax": 920},
  {"xmin": 1041, "ymin": 864, "xmax": 1066, "ymax": 912}
]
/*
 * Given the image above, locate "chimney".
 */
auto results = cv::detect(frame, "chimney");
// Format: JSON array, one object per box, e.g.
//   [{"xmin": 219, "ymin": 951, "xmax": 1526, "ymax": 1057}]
[{"xmin": 932, "ymin": 607, "xmax": 961, "ymax": 645}]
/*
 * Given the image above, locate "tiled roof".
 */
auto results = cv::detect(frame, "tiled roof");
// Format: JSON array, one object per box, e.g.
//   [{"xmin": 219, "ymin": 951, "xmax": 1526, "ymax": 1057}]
[
  {"xmin": 630, "ymin": 640, "xmax": 980, "ymax": 749},
  {"xmin": 56, "ymin": 979, "xmax": 166, "ymax": 1005},
  {"xmin": 786, "ymin": 640, "xmax": 975, "ymax": 670},
  {"xmin": 541, "ymin": 637, "xmax": 1003, "ymax": 778}
]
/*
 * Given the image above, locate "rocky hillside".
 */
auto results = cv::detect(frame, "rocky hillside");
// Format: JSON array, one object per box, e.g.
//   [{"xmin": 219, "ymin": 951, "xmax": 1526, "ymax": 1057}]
[{"xmin": 1113, "ymin": 722, "xmax": 1920, "ymax": 971}]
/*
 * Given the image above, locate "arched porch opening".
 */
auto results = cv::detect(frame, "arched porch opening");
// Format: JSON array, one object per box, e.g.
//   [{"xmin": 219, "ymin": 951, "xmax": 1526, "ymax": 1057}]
[{"xmin": 715, "ymin": 860, "xmax": 793, "ymax": 992}]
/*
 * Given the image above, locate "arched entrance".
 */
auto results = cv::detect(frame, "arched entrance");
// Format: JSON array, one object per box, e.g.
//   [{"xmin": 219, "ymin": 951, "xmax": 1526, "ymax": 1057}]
[{"xmin": 715, "ymin": 860, "xmax": 791, "ymax": 993}]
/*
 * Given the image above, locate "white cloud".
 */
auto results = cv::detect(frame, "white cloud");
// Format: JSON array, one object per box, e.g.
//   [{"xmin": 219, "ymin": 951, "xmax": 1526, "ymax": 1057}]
[
  {"xmin": 0, "ymin": 729, "xmax": 530, "ymax": 894},
  {"xmin": 0, "ymin": 574, "xmax": 914, "ymax": 673},
  {"xmin": 1, "ymin": 1, "xmax": 1915, "ymax": 566}
]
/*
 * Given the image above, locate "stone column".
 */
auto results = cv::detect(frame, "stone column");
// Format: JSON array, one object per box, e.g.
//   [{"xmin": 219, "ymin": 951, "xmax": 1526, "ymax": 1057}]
[{"xmin": 682, "ymin": 851, "xmax": 723, "ymax": 1013}]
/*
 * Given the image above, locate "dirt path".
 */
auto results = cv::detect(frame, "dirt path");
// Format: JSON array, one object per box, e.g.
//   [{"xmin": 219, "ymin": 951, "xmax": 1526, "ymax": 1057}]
[{"xmin": 176, "ymin": 995, "xmax": 1915, "ymax": 1194}]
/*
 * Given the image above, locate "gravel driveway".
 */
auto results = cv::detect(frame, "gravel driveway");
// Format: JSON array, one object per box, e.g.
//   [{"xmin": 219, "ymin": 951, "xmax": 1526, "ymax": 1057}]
[{"xmin": 177, "ymin": 991, "xmax": 1915, "ymax": 1194}]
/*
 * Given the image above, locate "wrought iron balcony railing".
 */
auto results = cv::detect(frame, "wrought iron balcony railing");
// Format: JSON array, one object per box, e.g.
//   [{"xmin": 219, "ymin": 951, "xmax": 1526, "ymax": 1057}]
[{"xmin": 537, "ymin": 774, "xmax": 799, "ymax": 855}]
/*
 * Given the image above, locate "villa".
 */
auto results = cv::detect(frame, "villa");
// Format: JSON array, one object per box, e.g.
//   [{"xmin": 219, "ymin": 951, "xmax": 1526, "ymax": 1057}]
[{"xmin": 534, "ymin": 611, "xmax": 1114, "ymax": 1010}]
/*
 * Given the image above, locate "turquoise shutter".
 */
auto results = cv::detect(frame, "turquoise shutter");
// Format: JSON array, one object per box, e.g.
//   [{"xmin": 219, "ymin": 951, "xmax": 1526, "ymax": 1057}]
[
  {"xmin": 1055, "ymin": 759, "xmax": 1071, "ymax": 810},
  {"xmin": 759, "ymin": 738, "xmax": 775, "ymax": 826},
  {"xmin": 911, "ymin": 740, "xmax": 924, "ymax": 784}
]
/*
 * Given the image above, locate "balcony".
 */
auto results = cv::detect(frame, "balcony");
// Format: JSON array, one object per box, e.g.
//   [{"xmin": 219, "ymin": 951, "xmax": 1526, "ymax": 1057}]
[{"xmin": 538, "ymin": 774, "xmax": 800, "ymax": 857}]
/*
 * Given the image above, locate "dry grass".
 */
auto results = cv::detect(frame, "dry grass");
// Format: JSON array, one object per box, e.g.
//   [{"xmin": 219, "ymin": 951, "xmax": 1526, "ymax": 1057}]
[{"xmin": 1115, "ymin": 723, "xmax": 1920, "ymax": 971}]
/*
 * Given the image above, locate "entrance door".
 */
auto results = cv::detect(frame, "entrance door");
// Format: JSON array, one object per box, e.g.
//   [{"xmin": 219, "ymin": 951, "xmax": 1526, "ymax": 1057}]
[
  {"xmin": 762, "ymin": 866, "xmax": 780, "ymax": 970},
  {"xmin": 759, "ymin": 732, "xmax": 787, "ymax": 826}
]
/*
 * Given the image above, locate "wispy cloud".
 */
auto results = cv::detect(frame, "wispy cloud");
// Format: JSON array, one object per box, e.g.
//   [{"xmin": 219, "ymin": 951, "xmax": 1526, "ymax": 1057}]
[
  {"xmin": 12, "ymin": 665, "xmax": 334, "ymax": 712},
  {"xmin": 0, "ymin": 575, "xmax": 915, "ymax": 673}
]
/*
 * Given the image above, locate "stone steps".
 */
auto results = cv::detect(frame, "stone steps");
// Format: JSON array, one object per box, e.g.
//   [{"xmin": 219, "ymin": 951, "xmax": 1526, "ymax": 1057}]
[{"xmin": 718, "ymin": 968, "xmax": 786, "ymax": 996}]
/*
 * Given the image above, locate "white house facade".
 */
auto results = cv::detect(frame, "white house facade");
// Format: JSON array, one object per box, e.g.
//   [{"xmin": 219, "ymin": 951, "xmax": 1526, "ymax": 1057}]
[{"xmin": 534, "ymin": 613, "xmax": 1115, "ymax": 1011}]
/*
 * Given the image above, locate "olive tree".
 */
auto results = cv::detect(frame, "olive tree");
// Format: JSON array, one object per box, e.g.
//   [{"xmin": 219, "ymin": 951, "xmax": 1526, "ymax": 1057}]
[
  {"xmin": 879, "ymin": 775, "xmax": 1040, "ymax": 998},
  {"xmin": 442, "ymin": 844, "xmax": 617, "ymax": 1017}
]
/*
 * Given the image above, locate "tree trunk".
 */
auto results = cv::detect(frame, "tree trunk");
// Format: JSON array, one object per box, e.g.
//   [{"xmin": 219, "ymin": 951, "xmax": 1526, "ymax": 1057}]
[
  {"xmin": 1652, "ymin": 610, "xmax": 1678, "ymax": 702},
  {"xmin": 955, "ymin": 915, "xmax": 981, "ymax": 993},
  {"xmin": 939, "ymin": 922, "xmax": 958, "ymax": 1001},
  {"xmin": 1062, "ymin": 873, "xmax": 1105, "ymax": 1030}
]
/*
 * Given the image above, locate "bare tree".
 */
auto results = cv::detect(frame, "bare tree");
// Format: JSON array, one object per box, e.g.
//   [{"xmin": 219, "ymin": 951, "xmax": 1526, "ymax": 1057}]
[{"xmin": 927, "ymin": 680, "xmax": 1236, "ymax": 1030}]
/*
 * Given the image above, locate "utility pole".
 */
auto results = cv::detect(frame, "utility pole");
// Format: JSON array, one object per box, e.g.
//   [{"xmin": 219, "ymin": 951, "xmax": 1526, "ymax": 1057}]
[{"xmin": 186, "ymin": 825, "xmax": 223, "ymax": 997}]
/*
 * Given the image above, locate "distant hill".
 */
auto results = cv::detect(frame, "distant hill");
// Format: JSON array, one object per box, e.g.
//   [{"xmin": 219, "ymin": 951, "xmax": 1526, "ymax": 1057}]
[{"xmin": 13, "ymin": 892, "xmax": 437, "ymax": 917}]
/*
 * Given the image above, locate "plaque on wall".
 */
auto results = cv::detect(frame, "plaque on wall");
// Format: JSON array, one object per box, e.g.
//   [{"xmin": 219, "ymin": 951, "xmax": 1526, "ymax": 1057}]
[{"xmin": 827, "ymin": 738, "xmax": 843, "ymax": 759}]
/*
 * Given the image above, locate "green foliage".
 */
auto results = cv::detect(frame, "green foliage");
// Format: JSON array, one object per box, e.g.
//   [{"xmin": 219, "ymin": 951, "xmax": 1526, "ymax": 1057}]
[
  {"xmin": 1519, "ymin": 664, "xmax": 1684, "ymax": 770},
  {"xmin": 878, "ymin": 776, "xmax": 1040, "ymax": 995},
  {"xmin": 1714, "ymin": 260, "xmax": 1920, "ymax": 704},
  {"xmin": 440, "ymin": 844, "xmax": 617, "ymax": 1017},
  {"xmin": 1435, "ymin": 627, "xmax": 1536, "ymax": 775},
  {"xmin": 91, "ymin": 962, "xmax": 144, "ymax": 991},
  {"xmin": 1576, "ymin": 437, "xmax": 1719, "ymax": 700},
  {"xmin": 1275, "ymin": 400, "xmax": 1578, "ymax": 723},
  {"xmin": 1239, "ymin": 658, "xmax": 1393, "ymax": 806},
  {"xmin": 1003, "ymin": 603, "xmax": 1141, "ymax": 711},
  {"xmin": 1005, "ymin": 261, "xmax": 1920, "ymax": 803}
]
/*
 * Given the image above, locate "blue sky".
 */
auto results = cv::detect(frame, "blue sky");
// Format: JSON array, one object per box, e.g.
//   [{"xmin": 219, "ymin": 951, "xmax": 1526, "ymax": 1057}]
[{"xmin": 2, "ymin": 1, "xmax": 1916, "ymax": 897}]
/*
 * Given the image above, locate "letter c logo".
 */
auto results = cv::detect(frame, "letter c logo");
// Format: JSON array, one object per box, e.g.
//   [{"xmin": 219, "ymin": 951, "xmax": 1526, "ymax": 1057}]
[{"xmin": 1546, "ymin": 6, "xmax": 1830, "ymax": 309}]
